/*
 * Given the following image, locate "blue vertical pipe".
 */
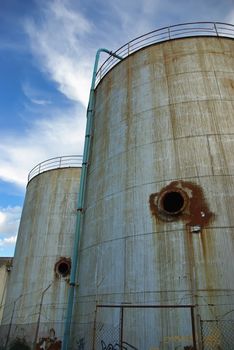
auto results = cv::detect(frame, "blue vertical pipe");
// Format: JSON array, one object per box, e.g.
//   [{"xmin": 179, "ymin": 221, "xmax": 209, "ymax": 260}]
[{"xmin": 62, "ymin": 48, "xmax": 122, "ymax": 350}]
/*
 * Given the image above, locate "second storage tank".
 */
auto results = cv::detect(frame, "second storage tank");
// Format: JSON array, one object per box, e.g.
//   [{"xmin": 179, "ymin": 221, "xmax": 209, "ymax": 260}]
[{"xmin": 1, "ymin": 156, "xmax": 81, "ymax": 349}]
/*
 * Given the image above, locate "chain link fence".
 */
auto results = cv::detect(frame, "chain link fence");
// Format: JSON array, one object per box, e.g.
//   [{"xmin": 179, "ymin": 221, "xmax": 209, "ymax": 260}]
[
  {"xmin": 93, "ymin": 306, "xmax": 121, "ymax": 350},
  {"xmin": 201, "ymin": 320, "xmax": 234, "ymax": 350},
  {"xmin": 71, "ymin": 322, "xmax": 95, "ymax": 350},
  {"xmin": 94, "ymin": 323, "xmax": 120, "ymax": 349},
  {"xmin": 94, "ymin": 305, "xmax": 196, "ymax": 350},
  {"xmin": 2, "ymin": 308, "xmax": 234, "ymax": 349}
]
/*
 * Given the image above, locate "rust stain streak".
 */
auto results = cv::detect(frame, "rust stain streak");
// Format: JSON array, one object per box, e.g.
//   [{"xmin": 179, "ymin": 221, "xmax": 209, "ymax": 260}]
[{"xmin": 149, "ymin": 180, "xmax": 214, "ymax": 229}]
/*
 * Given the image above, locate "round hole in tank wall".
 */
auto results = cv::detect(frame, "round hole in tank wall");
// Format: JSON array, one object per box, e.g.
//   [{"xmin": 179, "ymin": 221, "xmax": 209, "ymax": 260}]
[
  {"xmin": 54, "ymin": 257, "xmax": 71, "ymax": 277},
  {"xmin": 159, "ymin": 190, "xmax": 186, "ymax": 215},
  {"xmin": 58, "ymin": 262, "xmax": 70, "ymax": 275}
]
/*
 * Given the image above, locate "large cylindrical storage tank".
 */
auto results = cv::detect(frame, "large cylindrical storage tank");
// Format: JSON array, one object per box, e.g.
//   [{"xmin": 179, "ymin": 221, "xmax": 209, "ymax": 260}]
[
  {"xmin": 72, "ymin": 29, "xmax": 234, "ymax": 349},
  {"xmin": 1, "ymin": 157, "xmax": 81, "ymax": 349}
]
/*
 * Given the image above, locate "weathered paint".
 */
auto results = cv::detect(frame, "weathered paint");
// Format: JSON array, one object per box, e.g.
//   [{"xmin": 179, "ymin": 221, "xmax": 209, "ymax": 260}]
[
  {"xmin": 149, "ymin": 180, "xmax": 214, "ymax": 227},
  {"xmin": 1, "ymin": 167, "xmax": 81, "ymax": 348},
  {"xmin": 72, "ymin": 36, "xmax": 234, "ymax": 349},
  {"xmin": 0, "ymin": 258, "xmax": 12, "ymax": 324}
]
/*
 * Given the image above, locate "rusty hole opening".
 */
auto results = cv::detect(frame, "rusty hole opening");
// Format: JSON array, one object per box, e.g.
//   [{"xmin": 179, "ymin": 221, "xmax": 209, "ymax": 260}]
[
  {"xmin": 162, "ymin": 191, "xmax": 185, "ymax": 214},
  {"xmin": 57, "ymin": 262, "xmax": 70, "ymax": 276},
  {"xmin": 55, "ymin": 258, "xmax": 71, "ymax": 277}
]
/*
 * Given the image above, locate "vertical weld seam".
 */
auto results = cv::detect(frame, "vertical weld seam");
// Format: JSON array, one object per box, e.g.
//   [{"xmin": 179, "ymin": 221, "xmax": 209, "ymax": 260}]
[
  {"xmin": 213, "ymin": 70, "xmax": 222, "ymax": 99},
  {"xmin": 206, "ymin": 135, "xmax": 215, "ymax": 176}
]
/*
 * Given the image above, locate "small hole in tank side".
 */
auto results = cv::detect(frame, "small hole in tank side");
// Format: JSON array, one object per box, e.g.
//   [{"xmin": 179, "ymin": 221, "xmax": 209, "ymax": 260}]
[
  {"xmin": 57, "ymin": 262, "xmax": 70, "ymax": 275},
  {"xmin": 149, "ymin": 180, "xmax": 214, "ymax": 226},
  {"xmin": 54, "ymin": 257, "xmax": 71, "ymax": 277}
]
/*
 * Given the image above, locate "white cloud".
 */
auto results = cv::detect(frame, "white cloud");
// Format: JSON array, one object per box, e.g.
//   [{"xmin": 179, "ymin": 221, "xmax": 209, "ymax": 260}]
[
  {"xmin": 0, "ymin": 1, "xmax": 93, "ymax": 189},
  {"xmin": 22, "ymin": 81, "xmax": 52, "ymax": 105},
  {"xmin": 109, "ymin": 0, "xmax": 161, "ymax": 40},
  {"xmin": 23, "ymin": 0, "xmax": 234, "ymax": 113},
  {"xmin": 0, "ymin": 1, "xmax": 89, "ymax": 205},
  {"xmin": 0, "ymin": 206, "xmax": 21, "ymax": 241},
  {"xmin": 0, "ymin": 236, "xmax": 17, "ymax": 247},
  {"xmin": 104, "ymin": 0, "xmax": 234, "ymax": 45},
  {"xmin": 0, "ymin": 104, "xmax": 86, "ymax": 187},
  {"xmin": 0, "ymin": 234, "xmax": 17, "ymax": 257},
  {"xmin": 24, "ymin": 0, "xmax": 94, "ymax": 106},
  {"xmin": 30, "ymin": 98, "xmax": 51, "ymax": 106},
  {"xmin": 0, "ymin": 212, "xmax": 5, "ymax": 225}
]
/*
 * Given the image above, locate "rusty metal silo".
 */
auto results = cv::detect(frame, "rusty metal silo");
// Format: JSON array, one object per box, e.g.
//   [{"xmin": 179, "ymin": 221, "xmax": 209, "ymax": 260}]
[
  {"xmin": 1, "ymin": 156, "xmax": 81, "ymax": 349},
  {"xmin": 71, "ymin": 23, "xmax": 234, "ymax": 349}
]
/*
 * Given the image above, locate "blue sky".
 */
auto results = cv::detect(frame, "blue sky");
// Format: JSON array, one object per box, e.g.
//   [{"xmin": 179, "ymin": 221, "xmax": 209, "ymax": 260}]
[{"xmin": 0, "ymin": 0, "xmax": 233, "ymax": 257}]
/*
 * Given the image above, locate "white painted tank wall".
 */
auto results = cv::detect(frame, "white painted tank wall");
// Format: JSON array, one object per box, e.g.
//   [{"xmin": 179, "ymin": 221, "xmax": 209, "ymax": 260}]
[
  {"xmin": 72, "ymin": 37, "xmax": 234, "ymax": 349},
  {"xmin": 1, "ymin": 167, "xmax": 81, "ymax": 348}
]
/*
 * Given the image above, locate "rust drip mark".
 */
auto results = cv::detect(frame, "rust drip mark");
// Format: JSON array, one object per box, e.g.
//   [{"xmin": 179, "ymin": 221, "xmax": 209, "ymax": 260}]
[
  {"xmin": 223, "ymin": 77, "xmax": 234, "ymax": 91},
  {"xmin": 149, "ymin": 180, "xmax": 214, "ymax": 230}
]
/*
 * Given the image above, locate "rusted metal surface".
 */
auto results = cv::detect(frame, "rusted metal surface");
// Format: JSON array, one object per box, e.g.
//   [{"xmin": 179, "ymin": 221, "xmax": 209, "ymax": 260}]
[
  {"xmin": 95, "ymin": 22, "xmax": 234, "ymax": 86},
  {"xmin": 36, "ymin": 328, "xmax": 62, "ymax": 349},
  {"xmin": 28, "ymin": 155, "xmax": 82, "ymax": 183},
  {"xmin": 149, "ymin": 180, "xmax": 214, "ymax": 229},
  {"xmin": 0, "ymin": 258, "xmax": 13, "ymax": 324},
  {"xmin": 2, "ymin": 34, "xmax": 233, "ymax": 349},
  {"xmin": 1, "ymin": 167, "xmax": 81, "ymax": 346},
  {"xmin": 72, "ymin": 36, "xmax": 234, "ymax": 349},
  {"xmin": 54, "ymin": 257, "xmax": 71, "ymax": 278}
]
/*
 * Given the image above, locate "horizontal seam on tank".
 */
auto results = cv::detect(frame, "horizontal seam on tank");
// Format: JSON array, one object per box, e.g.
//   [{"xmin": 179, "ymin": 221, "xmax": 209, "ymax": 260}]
[
  {"xmin": 131, "ymin": 134, "xmax": 234, "ymax": 151},
  {"xmin": 91, "ymin": 129, "xmax": 232, "ymax": 147},
  {"xmin": 85, "ymin": 173, "xmax": 234, "ymax": 207},
  {"xmin": 87, "ymin": 155, "xmax": 224, "ymax": 178},
  {"xmin": 77, "ymin": 288, "xmax": 234, "ymax": 299},
  {"xmin": 105, "ymin": 67, "xmax": 234, "ymax": 91},
  {"xmin": 78, "ymin": 289, "xmax": 234, "ymax": 296},
  {"xmin": 94, "ymin": 97, "xmax": 234, "ymax": 120},
  {"xmin": 131, "ymin": 68, "xmax": 234, "ymax": 88},
  {"xmin": 151, "ymin": 226, "xmax": 234, "ymax": 231},
  {"xmin": 79, "ymin": 226, "xmax": 234, "ymax": 253},
  {"xmin": 88, "ymin": 132, "xmax": 234, "ymax": 175},
  {"xmin": 94, "ymin": 100, "xmax": 234, "ymax": 136},
  {"xmin": 79, "ymin": 231, "xmax": 178, "ymax": 252},
  {"xmin": 17, "ymin": 254, "xmax": 71, "ymax": 258},
  {"xmin": 87, "ymin": 162, "xmax": 232, "ymax": 183},
  {"xmin": 132, "ymin": 98, "xmax": 234, "ymax": 118},
  {"xmin": 134, "ymin": 132, "xmax": 234, "ymax": 146},
  {"xmin": 166, "ymin": 68, "xmax": 234, "ymax": 80},
  {"xmin": 73, "ymin": 298, "xmax": 234, "ymax": 305}
]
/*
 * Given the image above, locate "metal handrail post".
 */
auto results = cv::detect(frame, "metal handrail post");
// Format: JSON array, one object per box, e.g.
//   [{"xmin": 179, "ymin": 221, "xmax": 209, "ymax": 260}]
[
  {"xmin": 95, "ymin": 22, "xmax": 234, "ymax": 83},
  {"xmin": 168, "ymin": 26, "xmax": 171, "ymax": 39},
  {"xmin": 214, "ymin": 23, "xmax": 219, "ymax": 36}
]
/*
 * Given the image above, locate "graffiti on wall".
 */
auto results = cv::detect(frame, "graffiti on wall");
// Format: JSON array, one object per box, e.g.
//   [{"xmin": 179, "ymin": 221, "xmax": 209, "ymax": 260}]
[
  {"xmin": 101, "ymin": 340, "xmax": 138, "ymax": 350},
  {"xmin": 76, "ymin": 337, "xmax": 85, "ymax": 350}
]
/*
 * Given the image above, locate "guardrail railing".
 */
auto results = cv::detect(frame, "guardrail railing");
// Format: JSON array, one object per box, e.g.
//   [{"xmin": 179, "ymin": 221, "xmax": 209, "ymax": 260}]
[
  {"xmin": 95, "ymin": 21, "xmax": 234, "ymax": 86},
  {"xmin": 28, "ymin": 155, "xmax": 82, "ymax": 183}
]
